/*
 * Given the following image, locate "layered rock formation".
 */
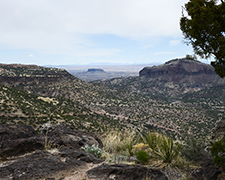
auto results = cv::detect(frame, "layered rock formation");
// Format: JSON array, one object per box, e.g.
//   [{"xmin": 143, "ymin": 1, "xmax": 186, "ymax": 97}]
[{"xmin": 139, "ymin": 58, "xmax": 224, "ymax": 83}]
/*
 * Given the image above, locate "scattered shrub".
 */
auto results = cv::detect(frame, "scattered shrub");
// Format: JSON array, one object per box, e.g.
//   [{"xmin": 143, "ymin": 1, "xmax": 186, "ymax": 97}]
[
  {"xmin": 211, "ymin": 137, "xmax": 225, "ymax": 167},
  {"xmin": 136, "ymin": 150, "xmax": 150, "ymax": 164},
  {"xmin": 82, "ymin": 144, "xmax": 103, "ymax": 158}
]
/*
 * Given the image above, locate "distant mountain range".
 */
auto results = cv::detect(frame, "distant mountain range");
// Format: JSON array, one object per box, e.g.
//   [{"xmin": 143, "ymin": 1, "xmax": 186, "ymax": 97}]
[{"xmin": 0, "ymin": 59, "xmax": 224, "ymax": 141}]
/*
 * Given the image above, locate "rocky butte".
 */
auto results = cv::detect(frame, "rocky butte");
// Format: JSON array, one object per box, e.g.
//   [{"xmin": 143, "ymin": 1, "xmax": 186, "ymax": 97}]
[
  {"xmin": 139, "ymin": 58, "xmax": 224, "ymax": 84},
  {"xmin": 87, "ymin": 68, "xmax": 105, "ymax": 73}
]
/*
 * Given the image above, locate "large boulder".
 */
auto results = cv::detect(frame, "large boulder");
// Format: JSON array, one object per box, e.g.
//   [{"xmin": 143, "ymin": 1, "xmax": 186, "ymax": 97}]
[
  {"xmin": 40, "ymin": 123, "xmax": 103, "ymax": 149},
  {"xmin": 0, "ymin": 124, "xmax": 44, "ymax": 158},
  {"xmin": 0, "ymin": 151, "xmax": 66, "ymax": 180},
  {"xmin": 87, "ymin": 164, "xmax": 168, "ymax": 180}
]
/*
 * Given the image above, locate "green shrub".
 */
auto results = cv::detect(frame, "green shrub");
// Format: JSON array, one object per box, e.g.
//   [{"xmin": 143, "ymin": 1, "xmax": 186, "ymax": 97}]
[
  {"xmin": 136, "ymin": 150, "xmax": 150, "ymax": 164},
  {"xmin": 155, "ymin": 135, "xmax": 180, "ymax": 163},
  {"xmin": 81, "ymin": 144, "xmax": 103, "ymax": 158},
  {"xmin": 211, "ymin": 137, "xmax": 225, "ymax": 167}
]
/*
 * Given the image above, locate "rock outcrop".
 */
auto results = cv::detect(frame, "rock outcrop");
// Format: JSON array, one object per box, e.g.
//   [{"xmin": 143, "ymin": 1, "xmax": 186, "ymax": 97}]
[
  {"xmin": 40, "ymin": 123, "xmax": 103, "ymax": 149},
  {"xmin": 0, "ymin": 124, "xmax": 44, "ymax": 158},
  {"xmin": 0, "ymin": 123, "xmax": 169, "ymax": 180},
  {"xmin": 0, "ymin": 123, "xmax": 103, "ymax": 180},
  {"xmin": 139, "ymin": 58, "xmax": 223, "ymax": 83}
]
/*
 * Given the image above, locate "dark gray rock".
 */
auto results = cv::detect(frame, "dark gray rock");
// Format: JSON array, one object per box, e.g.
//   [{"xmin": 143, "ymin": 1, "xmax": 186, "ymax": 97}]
[
  {"xmin": 87, "ymin": 164, "xmax": 168, "ymax": 180},
  {"xmin": 59, "ymin": 146, "xmax": 103, "ymax": 165},
  {"xmin": 212, "ymin": 118, "xmax": 225, "ymax": 140},
  {"xmin": 40, "ymin": 123, "xmax": 103, "ymax": 149},
  {"xmin": 0, "ymin": 124, "xmax": 44, "ymax": 158},
  {"xmin": 191, "ymin": 159, "xmax": 224, "ymax": 180},
  {"xmin": 0, "ymin": 124, "xmax": 36, "ymax": 141},
  {"xmin": 0, "ymin": 151, "xmax": 66, "ymax": 180},
  {"xmin": 0, "ymin": 146, "xmax": 103, "ymax": 180},
  {"xmin": 0, "ymin": 136, "xmax": 44, "ymax": 158},
  {"xmin": 0, "ymin": 124, "xmax": 104, "ymax": 179}
]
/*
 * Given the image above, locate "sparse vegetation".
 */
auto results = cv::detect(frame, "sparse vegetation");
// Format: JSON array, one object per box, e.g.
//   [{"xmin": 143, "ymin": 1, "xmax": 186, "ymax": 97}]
[
  {"xmin": 1, "ymin": 62, "xmax": 223, "ymax": 143},
  {"xmin": 102, "ymin": 130, "xmax": 190, "ymax": 170},
  {"xmin": 1, "ymin": 62, "xmax": 222, "ymax": 178},
  {"xmin": 211, "ymin": 137, "xmax": 225, "ymax": 167},
  {"xmin": 81, "ymin": 144, "xmax": 103, "ymax": 158}
]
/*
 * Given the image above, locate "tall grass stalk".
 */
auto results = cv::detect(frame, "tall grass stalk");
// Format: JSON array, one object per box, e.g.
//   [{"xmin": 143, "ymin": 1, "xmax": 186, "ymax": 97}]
[{"xmin": 103, "ymin": 131, "xmax": 136, "ymax": 156}]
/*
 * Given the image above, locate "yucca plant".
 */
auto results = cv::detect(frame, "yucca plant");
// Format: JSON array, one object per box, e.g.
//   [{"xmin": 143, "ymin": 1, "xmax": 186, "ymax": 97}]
[
  {"xmin": 155, "ymin": 135, "xmax": 180, "ymax": 163},
  {"xmin": 139, "ymin": 131, "xmax": 181, "ymax": 164},
  {"xmin": 139, "ymin": 131, "xmax": 158, "ymax": 152}
]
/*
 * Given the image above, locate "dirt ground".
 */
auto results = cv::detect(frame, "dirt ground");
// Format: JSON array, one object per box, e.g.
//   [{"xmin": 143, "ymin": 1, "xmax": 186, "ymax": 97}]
[{"xmin": 57, "ymin": 163, "xmax": 99, "ymax": 180}]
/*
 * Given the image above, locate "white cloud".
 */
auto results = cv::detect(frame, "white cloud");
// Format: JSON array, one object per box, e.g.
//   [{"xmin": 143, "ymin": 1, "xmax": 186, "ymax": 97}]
[
  {"xmin": 169, "ymin": 40, "xmax": 180, "ymax": 47},
  {"xmin": 0, "ymin": 0, "xmax": 188, "ymax": 58},
  {"xmin": 28, "ymin": 54, "xmax": 35, "ymax": 58}
]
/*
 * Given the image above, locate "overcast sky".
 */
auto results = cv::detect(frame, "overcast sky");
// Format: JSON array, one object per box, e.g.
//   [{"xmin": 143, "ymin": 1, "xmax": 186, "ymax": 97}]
[{"xmin": 0, "ymin": 0, "xmax": 206, "ymax": 66}]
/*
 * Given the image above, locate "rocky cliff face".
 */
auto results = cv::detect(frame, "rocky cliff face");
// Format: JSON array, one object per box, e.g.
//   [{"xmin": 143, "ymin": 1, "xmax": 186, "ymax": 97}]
[{"xmin": 139, "ymin": 58, "xmax": 223, "ymax": 83}]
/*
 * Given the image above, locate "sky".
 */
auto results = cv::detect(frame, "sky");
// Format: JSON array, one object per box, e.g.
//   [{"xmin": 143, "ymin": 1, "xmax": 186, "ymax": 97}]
[{"xmin": 0, "ymin": 0, "xmax": 208, "ymax": 66}]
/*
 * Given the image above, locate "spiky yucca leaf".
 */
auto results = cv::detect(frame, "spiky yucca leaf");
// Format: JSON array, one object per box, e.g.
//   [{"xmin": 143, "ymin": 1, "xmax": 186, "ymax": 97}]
[
  {"xmin": 139, "ymin": 131, "xmax": 159, "ymax": 151},
  {"xmin": 155, "ymin": 135, "xmax": 180, "ymax": 163}
]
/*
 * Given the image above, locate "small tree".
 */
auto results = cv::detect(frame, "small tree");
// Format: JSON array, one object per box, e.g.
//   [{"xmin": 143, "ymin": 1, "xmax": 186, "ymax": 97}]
[{"xmin": 180, "ymin": 0, "xmax": 225, "ymax": 78}]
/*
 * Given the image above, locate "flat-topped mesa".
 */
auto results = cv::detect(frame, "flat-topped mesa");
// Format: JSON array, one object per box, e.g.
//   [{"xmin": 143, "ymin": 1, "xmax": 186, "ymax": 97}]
[
  {"xmin": 140, "ymin": 58, "xmax": 216, "ymax": 77},
  {"xmin": 0, "ymin": 63, "xmax": 39, "ymax": 68},
  {"xmin": 0, "ymin": 63, "xmax": 69, "ymax": 77},
  {"xmin": 139, "ymin": 58, "xmax": 220, "ymax": 83},
  {"xmin": 87, "ymin": 68, "xmax": 105, "ymax": 73}
]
